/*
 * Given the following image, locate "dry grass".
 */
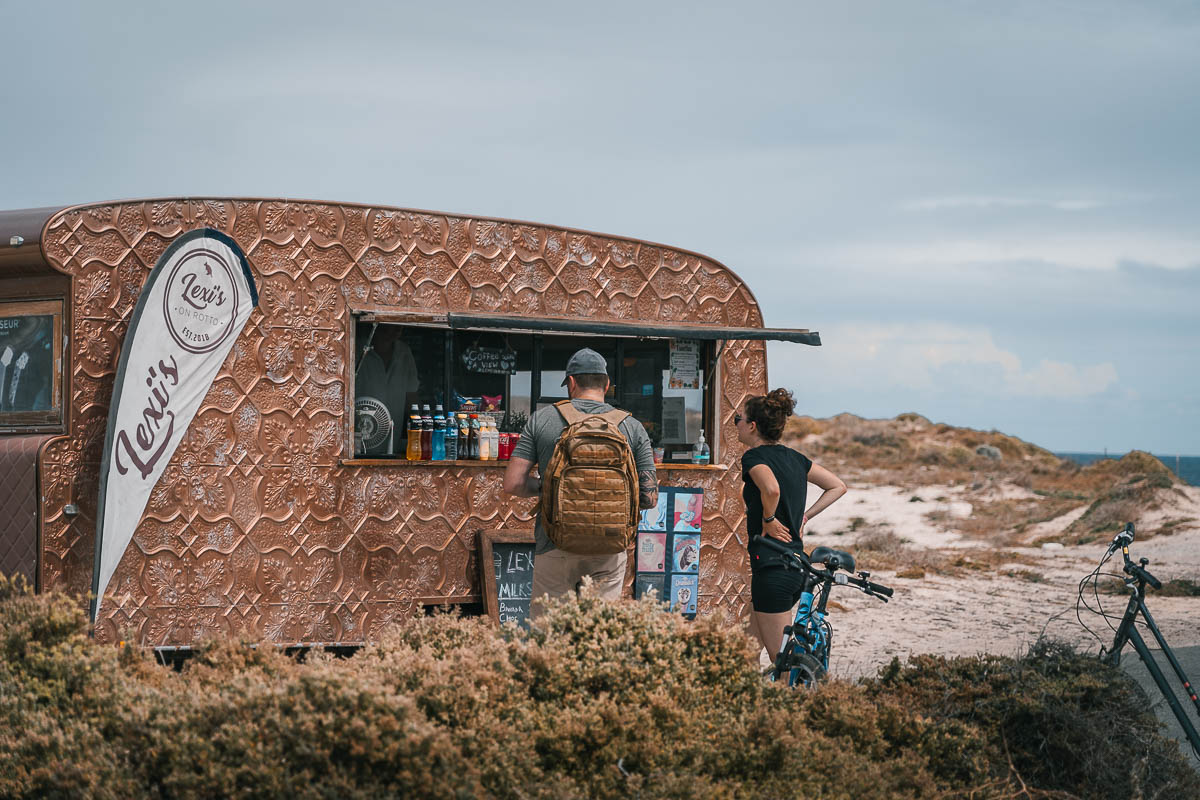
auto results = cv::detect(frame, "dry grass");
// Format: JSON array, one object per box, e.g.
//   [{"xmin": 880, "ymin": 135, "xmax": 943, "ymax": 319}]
[
  {"xmin": 952, "ymin": 496, "xmax": 1083, "ymax": 545},
  {"xmin": 848, "ymin": 526, "xmax": 1036, "ymax": 578},
  {"xmin": 785, "ymin": 413, "xmax": 1196, "ymax": 545}
]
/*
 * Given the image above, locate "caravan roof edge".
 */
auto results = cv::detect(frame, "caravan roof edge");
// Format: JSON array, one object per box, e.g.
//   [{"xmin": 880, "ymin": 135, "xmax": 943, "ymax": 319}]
[
  {"xmin": 0, "ymin": 206, "xmax": 66, "ymax": 277},
  {"xmin": 21, "ymin": 196, "xmax": 768, "ymax": 325}
]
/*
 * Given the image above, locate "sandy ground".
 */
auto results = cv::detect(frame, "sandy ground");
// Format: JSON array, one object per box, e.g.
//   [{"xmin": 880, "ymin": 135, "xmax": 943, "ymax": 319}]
[{"xmin": 784, "ymin": 482, "xmax": 1200, "ymax": 680}]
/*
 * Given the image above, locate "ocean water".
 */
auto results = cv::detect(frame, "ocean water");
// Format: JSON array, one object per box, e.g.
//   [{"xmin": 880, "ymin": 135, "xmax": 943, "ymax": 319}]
[{"xmin": 1055, "ymin": 452, "xmax": 1199, "ymax": 487}]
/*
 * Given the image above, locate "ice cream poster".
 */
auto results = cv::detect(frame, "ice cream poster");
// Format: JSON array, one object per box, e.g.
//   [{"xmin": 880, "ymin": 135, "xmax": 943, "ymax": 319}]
[
  {"xmin": 671, "ymin": 533, "xmax": 700, "ymax": 573},
  {"xmin": 669, "ymin": 574, "xmax": 698, "ymax": 615},
  {"xmin": 636, "ymin": 532, "xmax": 666, "ymax": 572},
  {"xmin": 638, "ymin": 492, "xmax": 669, "ymax": 531},
  {"xmin": 672, "ymin": 489, "xmax": 702, "ymax": 532},
  {"xmin": 634, "ymin": 574, "xmax": 665, "ymax": 602}
]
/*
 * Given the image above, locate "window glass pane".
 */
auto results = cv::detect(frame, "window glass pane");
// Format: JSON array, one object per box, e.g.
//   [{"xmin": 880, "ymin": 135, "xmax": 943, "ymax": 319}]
[
  {"xmin": 538, "ymin": 336, "xmax": 616, "ymax": 405},
  {"xmin": 618, "ymin": 343, "xmax": 667, "ymax": 444},
  {"xmin": 0, "ymin": 299, "xmax": 63, "ymax": 429},
  {"xmin": 451, "ymin": 330, "xmax": 533, "ymax": 431},
  {"xmin": 0, "ymin": 313, "xmax": 55, "ymax": 412},
  {"xmin": 353, "ymin": 322, "xmax": 445, "ymax": 455}
]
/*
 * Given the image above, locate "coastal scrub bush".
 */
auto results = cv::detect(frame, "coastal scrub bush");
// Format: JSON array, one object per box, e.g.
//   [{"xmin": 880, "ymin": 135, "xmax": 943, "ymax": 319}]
[
  {"xmin": 868, "ymin": 640, "xmax": 1200, "ymax": 799},
  {"xmin": 2, "ymin": 575, "xmax": 1198, "ymax": 799}
]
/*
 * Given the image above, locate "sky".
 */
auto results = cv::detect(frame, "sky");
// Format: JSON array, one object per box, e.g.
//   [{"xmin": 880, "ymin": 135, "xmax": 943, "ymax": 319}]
[{"xmin": 2, "ymin": 0, "xmax": 1197, "ymax": 454}]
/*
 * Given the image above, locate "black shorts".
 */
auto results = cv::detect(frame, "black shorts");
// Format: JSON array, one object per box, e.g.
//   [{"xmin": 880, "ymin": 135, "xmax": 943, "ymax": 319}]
[{"xmin": 750, "ymin": 566, "xmax": 810, "ymax": 614}]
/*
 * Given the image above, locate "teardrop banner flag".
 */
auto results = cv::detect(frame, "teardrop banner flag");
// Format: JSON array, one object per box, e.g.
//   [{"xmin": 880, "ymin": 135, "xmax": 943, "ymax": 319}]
[{"xmin": 92, "ymin": 228, "xmax": 258, "ymax": 623}]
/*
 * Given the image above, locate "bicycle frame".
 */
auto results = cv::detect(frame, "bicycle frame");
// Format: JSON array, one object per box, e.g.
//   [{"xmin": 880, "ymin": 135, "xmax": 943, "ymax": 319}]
[
  {"xmin": 774, "ymin": 573, "xmax": 833, "ymax": 687},
  {"xmin": 1103, "ymin": 542, "xmax": 1200, "ymax": 758}
]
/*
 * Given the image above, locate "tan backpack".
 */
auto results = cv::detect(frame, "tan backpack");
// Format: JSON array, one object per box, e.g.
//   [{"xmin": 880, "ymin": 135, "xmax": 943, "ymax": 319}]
[{"xmin": 540, "ymin": 399, "xmax": 639, "ymax": 555}]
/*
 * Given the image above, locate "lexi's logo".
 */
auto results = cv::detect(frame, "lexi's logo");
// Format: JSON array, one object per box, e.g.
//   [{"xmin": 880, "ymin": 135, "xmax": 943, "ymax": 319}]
[{"xmin": 162, "ymin": 247, "xmax": 240, "ymax": 354}]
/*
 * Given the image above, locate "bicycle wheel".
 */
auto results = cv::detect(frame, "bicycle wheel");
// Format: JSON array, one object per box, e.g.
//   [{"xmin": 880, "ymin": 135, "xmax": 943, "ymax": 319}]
[{"xmin": 789, "ymin": 652, "xmax": 827, "ymax": 688}]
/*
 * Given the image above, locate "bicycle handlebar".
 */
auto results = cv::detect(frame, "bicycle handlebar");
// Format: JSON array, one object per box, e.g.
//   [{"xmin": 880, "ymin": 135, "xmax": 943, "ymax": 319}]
[
  {"xmin": 1125, "ymin": 559, "xmax": 1162, "ymax": 590},
  {"xmin": 850, "ymin": 575, "xmax": 895, "ymax": 599},
  {"xmin": 1107, "ymin": 522, "xmax": 1135, "ymax": 554},
  {"xmin": 751, "ymin": 536, "xmax": 893, "ymax": 601},
  {"xmin": 1102, "ymin": 522, "xmax": 1163, "ymax": 589}
]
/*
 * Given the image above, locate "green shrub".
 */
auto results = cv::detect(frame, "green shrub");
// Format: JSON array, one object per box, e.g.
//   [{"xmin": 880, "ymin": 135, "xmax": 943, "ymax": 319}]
[{"xmin": 2, "ymin": 576, "xmax": 1197, "ymax": 798}]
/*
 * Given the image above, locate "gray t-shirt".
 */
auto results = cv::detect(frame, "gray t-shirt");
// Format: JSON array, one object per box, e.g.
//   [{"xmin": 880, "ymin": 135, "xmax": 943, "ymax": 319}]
[{"xmin": 512, "ymin": 399, "xmax": 656, "ymax": 554}]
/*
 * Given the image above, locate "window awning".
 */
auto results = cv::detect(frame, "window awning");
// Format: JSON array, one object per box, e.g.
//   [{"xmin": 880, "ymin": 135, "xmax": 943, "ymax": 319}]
[{"xmin": 443, "ymin": 312, "xmax": 821, "ymax": 346}]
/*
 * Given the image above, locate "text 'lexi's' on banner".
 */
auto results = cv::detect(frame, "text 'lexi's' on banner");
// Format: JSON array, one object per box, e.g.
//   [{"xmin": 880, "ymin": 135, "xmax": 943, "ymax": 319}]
[{"xmin": 92, "ymin": 228, "xmax": 258, "ymax": 622}]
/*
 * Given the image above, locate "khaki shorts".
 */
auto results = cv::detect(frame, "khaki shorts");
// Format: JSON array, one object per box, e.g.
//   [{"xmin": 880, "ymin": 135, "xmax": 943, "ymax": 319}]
[{"xmin": 531, "ymin": 549, "xmax": 627, "ymax": 619}]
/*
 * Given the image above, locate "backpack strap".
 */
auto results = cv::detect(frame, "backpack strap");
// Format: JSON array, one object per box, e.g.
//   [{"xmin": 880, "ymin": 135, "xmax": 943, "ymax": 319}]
[
  {"xmin": 554, "ymin": 399, "xmax": 586, "ymax": 425},
  {"xmin": 554, "ymin": 399, "xmax": 630, "ymax": 427},
  {"xmin": 600, "ymin": 408, "xmax": 631, "ymax": 427}
]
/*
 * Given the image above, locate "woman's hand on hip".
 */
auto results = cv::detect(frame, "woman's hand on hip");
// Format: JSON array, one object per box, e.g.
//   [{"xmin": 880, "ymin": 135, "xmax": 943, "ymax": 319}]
[{"xmin": 763, "ymin": 518, "xmax": 791, "ymax": 542}]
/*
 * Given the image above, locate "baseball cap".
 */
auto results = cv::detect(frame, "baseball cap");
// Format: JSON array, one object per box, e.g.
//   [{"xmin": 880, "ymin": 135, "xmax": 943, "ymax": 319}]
[{"xmin": 560, "ymin": 347, "xmax": 609, "ymax": 386}]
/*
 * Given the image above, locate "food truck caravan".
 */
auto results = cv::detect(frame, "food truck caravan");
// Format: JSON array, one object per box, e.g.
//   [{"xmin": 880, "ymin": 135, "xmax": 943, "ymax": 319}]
[{"xmin": 0, "ymin": 198, "xmax": 818, "ymax": 648}]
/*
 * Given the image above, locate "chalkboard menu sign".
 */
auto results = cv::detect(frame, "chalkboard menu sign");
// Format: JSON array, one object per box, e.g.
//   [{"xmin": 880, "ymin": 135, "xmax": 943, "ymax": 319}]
[
  {"xmin": 461, "ymin": 346, "xmax": 518, "ymax": 375},
  {"xmin": 478, "ymin": 529, "xmax": 535, "ymax": 626}
]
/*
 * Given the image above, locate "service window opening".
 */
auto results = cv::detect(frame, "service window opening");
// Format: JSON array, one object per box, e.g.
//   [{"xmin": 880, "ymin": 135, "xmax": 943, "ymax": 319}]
[{"xmin": 351, "ymin": 318, "xmax": 711, "ymax": 461}]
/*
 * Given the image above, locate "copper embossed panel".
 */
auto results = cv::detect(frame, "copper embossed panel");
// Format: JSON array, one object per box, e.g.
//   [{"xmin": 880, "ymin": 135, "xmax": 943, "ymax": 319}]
[{"xmin": 36, "ymin": 199, "xmax": 770, "ymax": 646}]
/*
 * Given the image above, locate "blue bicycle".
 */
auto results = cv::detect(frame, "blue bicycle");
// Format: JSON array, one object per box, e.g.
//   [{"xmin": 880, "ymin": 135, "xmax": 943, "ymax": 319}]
[{"xmin": 753, "ymin": 536, "xmax": 894, "ymax": 687}]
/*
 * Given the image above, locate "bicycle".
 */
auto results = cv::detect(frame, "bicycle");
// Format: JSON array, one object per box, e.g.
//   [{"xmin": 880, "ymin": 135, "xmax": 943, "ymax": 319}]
[
  {"xmin": 1079, "ymin": 523, "xmax": 1200, "ymax": 759},
  {"xmin": 752, "ymin": 535, "xmax": 894, "ymax": 687}
]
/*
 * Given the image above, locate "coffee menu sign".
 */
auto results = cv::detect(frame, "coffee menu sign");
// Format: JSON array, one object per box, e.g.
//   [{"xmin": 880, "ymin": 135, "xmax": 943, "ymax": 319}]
[{"xmin": 92, "ymin": 229, "xmax": 258, "ymax": 621}]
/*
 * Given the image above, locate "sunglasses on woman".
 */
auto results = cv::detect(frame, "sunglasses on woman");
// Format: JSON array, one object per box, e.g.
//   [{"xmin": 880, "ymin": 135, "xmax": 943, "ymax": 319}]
[{"xmin": 734, "ymin": 414, "xmax": 743, "ymax": 425}]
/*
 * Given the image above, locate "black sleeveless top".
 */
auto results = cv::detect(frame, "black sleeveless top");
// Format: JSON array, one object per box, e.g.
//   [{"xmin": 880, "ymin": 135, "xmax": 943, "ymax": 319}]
[{"xmin": 742, "ymin": 444, "xmax": 811, "ymax": 571}]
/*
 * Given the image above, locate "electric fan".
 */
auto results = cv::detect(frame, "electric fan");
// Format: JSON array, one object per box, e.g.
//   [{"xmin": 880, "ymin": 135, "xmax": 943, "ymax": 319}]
[{"xmin": 354, "ymin": 396, "xmax": 393, "ymax": 455}]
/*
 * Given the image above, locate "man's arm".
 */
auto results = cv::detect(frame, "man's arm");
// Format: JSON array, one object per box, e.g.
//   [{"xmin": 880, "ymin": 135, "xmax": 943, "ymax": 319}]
[
  {"xmin": 638, "ymin": 468, "xmax": 659, "ymax": 510},
  {"xmin": 503, "ymin": 457, "xmax": 541, "ymax": 498},
  {"xmin": 629, "ymin": 426, "xmax": 658, "ymax": 509}
]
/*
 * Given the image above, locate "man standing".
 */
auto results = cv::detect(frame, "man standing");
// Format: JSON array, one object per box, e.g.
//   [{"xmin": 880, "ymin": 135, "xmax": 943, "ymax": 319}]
[{"xmin": 503, "ymin": 347, "xmax": 658, "ymax": 617}]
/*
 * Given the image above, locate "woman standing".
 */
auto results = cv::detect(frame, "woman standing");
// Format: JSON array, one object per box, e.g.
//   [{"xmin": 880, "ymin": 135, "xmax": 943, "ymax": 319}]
[{"xmin": 735, "ymin": 388, "xmax": 847, "ymax": 659}]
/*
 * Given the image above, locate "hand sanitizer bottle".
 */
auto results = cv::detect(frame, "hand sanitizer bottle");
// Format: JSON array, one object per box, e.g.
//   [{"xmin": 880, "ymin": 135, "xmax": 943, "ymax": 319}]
[{"xmin": 692, "ymin": 431, "xmax": 710, "ymax": 465}]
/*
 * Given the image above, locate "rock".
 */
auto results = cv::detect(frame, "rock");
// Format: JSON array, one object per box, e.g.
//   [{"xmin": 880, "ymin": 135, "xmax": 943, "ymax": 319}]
[
  {"xmin": 1041, "ymin": 542, "xmax": 1065, "ymax": 551},
  {"xmin": 976, "ymin": 445, "xmax": 1002, "ymax": 460}
]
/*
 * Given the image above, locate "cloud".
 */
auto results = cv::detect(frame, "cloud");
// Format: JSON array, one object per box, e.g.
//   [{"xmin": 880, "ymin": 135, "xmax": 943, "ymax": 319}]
[
  {"xmin": 901, "ymin": 195, "xmax": 1108, "ymax": 212},
  {"xmin": 771, "ymin": 323, "xmax": 1118, "ymax": 400},
  {"xmin": 1005, "ymin": 359, "xmax": 1119, "ymax": 398},
  {"xmin": 778, "ymin": 234, "xmax": 1200, "ymax": 273}
]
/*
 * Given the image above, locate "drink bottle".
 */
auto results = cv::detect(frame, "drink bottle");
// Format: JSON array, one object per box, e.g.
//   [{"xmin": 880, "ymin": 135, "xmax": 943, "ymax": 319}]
[
  {"xmin": 458, "ymin": 414, "xmax": 470, "ymax": 459},
  {"xmin": 469, "ymin": 414, "xmax": 481, "ymax": 460},
  {"xmin": 406, "ymin": 412, "xmax": 422, "ymax": 461},
  {"xmin": 421, "ymin": 404, "xmax": 433, "ymax": 461},
  {"xmin": 431, "ymin": 412, "xmax": 446, "ymax": 461},
  {"xmin": 482, "ymin": 418, "xmax": 495, "ymax": 461},
  {"xmin": 433, "ymin": 404, "xmax": 447, "ymax": 461},
  {"xmin": 405, "ymin": 403, "xmax": 419, "ymax": 458},
  {"xmin": 692, "ymin": 431, "xmax": 710, "ymax": 465},
  {"xmin": 443, "ymin": 412, "xmax": 459, "ymax": 461},
  {"xmin": 487, "ymin": 419, "xmax": 500, "ymax": 461}
]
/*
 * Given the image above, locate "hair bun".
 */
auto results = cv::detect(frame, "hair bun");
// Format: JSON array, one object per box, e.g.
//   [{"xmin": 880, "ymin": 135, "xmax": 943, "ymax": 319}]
[
  {"xmin": 765, "ymin": 388, "xmax": 796, "ymax": 416},
  {"xmin": 744, "ymin": 387, "xmax": 796, "ymax": 441}
]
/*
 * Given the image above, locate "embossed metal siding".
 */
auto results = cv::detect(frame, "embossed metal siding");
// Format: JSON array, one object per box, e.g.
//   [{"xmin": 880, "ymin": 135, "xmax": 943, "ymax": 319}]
[{"xmin": 35, "ymin": 199, "xmax": 768, "ymax": 646}]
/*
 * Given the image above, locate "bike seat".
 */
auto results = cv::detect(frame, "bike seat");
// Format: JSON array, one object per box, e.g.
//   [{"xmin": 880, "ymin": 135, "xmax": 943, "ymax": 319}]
[{"xmin": 809, "ymin": 546, "xmax": 855, "ymax": 573}]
